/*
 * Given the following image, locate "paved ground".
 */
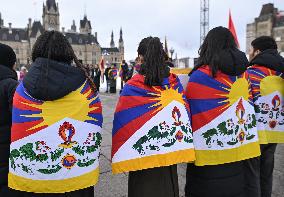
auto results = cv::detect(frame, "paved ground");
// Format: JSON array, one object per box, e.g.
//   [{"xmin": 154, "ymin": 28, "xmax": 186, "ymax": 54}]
[{"xmin": 94, "ymin": 93, "xmax": 284, "ymax": 197}]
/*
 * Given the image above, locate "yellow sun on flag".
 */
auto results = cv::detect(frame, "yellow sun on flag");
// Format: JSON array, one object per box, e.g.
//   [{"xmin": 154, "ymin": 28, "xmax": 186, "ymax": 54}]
[
  {"xmin": 218, "ymin": 76, "xmax": 250, "ymax": 110},
  {"xmin": 260, "ymin": 76, "xmax": 284, "ymax": 96},
  {"xmin": 22, "ymin": 83, "xmax": 98, "ymax": 131},
  {"xmin": 148, "ymin": 85, "xmax": 185, "ymax": 113}
]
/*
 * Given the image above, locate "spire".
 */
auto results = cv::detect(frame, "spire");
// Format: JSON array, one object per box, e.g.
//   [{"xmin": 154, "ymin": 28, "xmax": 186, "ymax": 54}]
[
  {"xmin": 119, "ymin": 27, "xmax": 123, "ymax": 43},
  {"xmin": 164, "ymin": 37, "xmax": 169, "ymax": 57},
  {"xmin": 110, "ymin": 31, "xmax": 115, "ymax": 48},
  {"xmin": 84, "ymin": 3, "xmax": 87, "ymax": 18},
  {"xmin": 71, "ymin": 20, "xmax": 77, "ymax": 32},
  {"xmin": 46, "ymin": 0, "xmax": 57, "ymax": 11},
  {"xmin": 0, "ymin": 12, "xmax": 3, "ymax": 27}
]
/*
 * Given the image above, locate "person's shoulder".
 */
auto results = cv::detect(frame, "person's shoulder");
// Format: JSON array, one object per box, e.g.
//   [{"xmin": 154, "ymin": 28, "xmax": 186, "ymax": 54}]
[{"xmin": 1, "ymin": 77, "xmax": 18, "ymax": 87}]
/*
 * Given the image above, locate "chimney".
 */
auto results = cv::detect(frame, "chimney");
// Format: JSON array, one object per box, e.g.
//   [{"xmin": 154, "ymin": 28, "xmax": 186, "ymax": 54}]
[
  {"xmin": 8, "ymin": 23, "xmax": 12, "ymax": 34},
  {"xmin": 62, "ymin": 27, "xmax": 65, "ymax": 33}
]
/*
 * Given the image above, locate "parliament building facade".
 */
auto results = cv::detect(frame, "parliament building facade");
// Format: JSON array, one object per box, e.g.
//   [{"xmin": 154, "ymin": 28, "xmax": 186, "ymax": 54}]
[{"xmin": 0, "ymin": 0, "xmax": 124, "ymax": 67}]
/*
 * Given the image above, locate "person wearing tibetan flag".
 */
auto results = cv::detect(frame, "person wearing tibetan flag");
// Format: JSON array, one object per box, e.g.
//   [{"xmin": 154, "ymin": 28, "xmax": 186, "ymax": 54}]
[
  {"xmin": 185, "ymin": 27, "xmax": 260, "ymax": 197},
  {"xmin": 112, "ymin": 37, "xmax": 195, "ymax": 197},
  {"xmin": 8, "ymin": 31, "xmax": 103, "ymax": 196},
  {"xmin": 245, "ymin": 36, "xmax": 284, "ymax": 197},
  {"xmin": 108, "ymin": 64, "xmax": 118, "ymax": 93}
]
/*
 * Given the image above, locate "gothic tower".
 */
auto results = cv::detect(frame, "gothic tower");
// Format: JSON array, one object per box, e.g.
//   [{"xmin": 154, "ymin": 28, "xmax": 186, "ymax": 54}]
[
  {"xmin": 42, "ymin": 0, "xmax": 60, "ymax": 31},
  {"xmin": 79, "ymin": 15, "xmax": 92, "ymax": 34},
  {"xmin": 0, "ymin": 12, "xmax": 4, "ymax": 28},
  {"xmin": 119, "ymin": 28, "xmax": 124, "ymax": 60},
  {"xmin": 110, "ymin": 31, "xmax": 115, "ymax": 48}
]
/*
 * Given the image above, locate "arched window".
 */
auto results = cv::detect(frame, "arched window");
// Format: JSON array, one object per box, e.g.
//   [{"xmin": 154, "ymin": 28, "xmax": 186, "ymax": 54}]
[
  {"xmin": 79, "ymin": 51, "xmax": 82, "ymax": 56},
  {"xmin": 79, "ymin": 38, "xmax": 82, "ymax": 44},
  {"xmin": 2, "ymin": 33, "xmax": 7, "ymax": 40},
  {"xmin": 68, "ymin": 37, "xmax": 72, "ymax": 44},
  {"xmin": 15, "ymin": 48, "xmax": 19, "ymax": 54}
]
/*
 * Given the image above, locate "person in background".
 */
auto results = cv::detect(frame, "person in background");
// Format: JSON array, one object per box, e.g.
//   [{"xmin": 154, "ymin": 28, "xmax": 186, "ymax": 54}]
[
  {"xmin": 88, "ymin": 64, "xmax": 95, "ymax": 81},
  {"xmin": 8, "ymin": 31, "xmax": 103, "ymax": 196},
  {"xmin": 164, "ymin": 52, "xmax": 175, "ymax": 68},
  {"xmin": 0, "ymin": 43, "xmax": 19, "ymax": 196},
  {"xmin": 133, "ymin": 57, "xmax": 141, "ymax": 75},
  {"xmin": 19, "ymin": 66, "xmax": 28, "ymax": 82},
  {"xmin": 108, "ymin": 64, "xmax": 118, "ymax": 93},
  {"xmin": 93, "ymin": 64, "xmax": 101, "ymax": 92},
  {"xmin": 245, "ymin": 36, "xmax": 284, "ymax": 197},
  {"xmin": 104, "ymin": 64, "xmax": 111, "ymax": 93},
  {"xmin": 120, "ymin": 60, "xmax": 129, "ymax": 91},
  {"xmin": 185, "ymin": 27, "xmax": 260, "ymax": 197}
]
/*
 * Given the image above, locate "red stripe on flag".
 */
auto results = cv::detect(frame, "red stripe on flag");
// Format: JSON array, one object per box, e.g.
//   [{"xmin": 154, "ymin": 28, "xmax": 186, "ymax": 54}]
[
  {"xmin": 192, "ymin": 105, "xmax": 227, "ymax": 132},
  {"xmin": 11, "ymin": 120, "xmax": 48, "ymax": 142},
  {"xmin": 13, "ymin": 93, "xmax": 41, "ymax": 111},
  {"xmin": 112, "ymin": 109, "xmax": 158, "ymax": 157},
  {"xmin": 115, "ymin": 96, "xmax": 154, "ymax": 113},
  {"xmin": 186, "ymin": 82, "xmax": 227, "ymax": 99}
]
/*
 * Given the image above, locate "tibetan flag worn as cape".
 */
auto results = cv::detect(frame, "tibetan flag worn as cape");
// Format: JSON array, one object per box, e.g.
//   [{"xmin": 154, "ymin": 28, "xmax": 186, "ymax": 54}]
[
  {"xmin": 9, "ymin": 81, "xmax": 103, "ymax": 193},
  {"xmin": 109, "ymin": 68, "xmax": 118, "ymax": 80},
  {"xmin": 112, "ymin": 74, "xmax": 195, "ymax": 174},
  {"xmin": 186, "ymin": 66, "xmax": 260, "ymax": 166},
  {"xmin": 248, "ymin": 65, "xmax": 284, "ymax": 144}
]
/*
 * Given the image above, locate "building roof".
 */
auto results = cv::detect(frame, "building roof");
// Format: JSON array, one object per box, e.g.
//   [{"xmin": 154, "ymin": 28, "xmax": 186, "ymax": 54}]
[
  {"xmin": 46, "ymin": 0, "xmax": 58, "ymax": 11},
  {"xmin": 30, "ymin": 21, "xmax": 45, "ymax": 38},
  {"xmin": 0, "ymin": 27, "xmax": 28, "ymax": 42},
  {"xmin": 101, "ymin": 47, "xmax": 120, "ymax": 53},
  {"xmin": 65, "ymin": 32, "xmax": 98, "ymax": 45},
  {"xmin": 259, "ymin": 3, "xmax": 275, "ymax": 16},
  {"xmin": 80, "ymin": 16, "xmax": 92, "ymax": 29}
]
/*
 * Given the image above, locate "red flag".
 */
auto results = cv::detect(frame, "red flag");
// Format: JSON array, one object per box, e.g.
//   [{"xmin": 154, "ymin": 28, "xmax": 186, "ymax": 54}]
[
  {"xmin": 99, "ymin": 57, "xmax": 105, "ymax": 71},
  {"xmin": 228, "ymin": 10, "xmax": 240, "ymax": 48},
  {"xmin": 99, "ymin": 57, "xmax": 105, "ymax": 83}
]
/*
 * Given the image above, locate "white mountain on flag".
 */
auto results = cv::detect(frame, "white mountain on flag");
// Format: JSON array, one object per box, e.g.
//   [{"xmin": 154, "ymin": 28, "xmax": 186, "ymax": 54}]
[{"xmin": 194, "ymin": 98, "xmax": 258, "ymax": 151}]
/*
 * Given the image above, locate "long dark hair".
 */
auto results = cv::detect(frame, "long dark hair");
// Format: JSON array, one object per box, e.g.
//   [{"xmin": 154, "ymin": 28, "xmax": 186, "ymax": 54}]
[
  {"xmin": 192, "ymin": 26, "xmax": 238, "ymax": 77},
  {"xmin": 138, "ymin": 37, "xmax": 168, "ymax": 86},
  {"xmin": 32, "ymin": 31, "xmax": 97, "ymax": 92}
]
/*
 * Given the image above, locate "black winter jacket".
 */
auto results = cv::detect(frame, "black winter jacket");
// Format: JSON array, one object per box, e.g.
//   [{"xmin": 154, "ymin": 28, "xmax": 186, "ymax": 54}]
[
  {"xmin": 249, "ymin": 49, "xmax": 284, "ymax": 72},
  {"xmin": 0, "ymin": 65, "xmax": 18, "ymax": 186}
]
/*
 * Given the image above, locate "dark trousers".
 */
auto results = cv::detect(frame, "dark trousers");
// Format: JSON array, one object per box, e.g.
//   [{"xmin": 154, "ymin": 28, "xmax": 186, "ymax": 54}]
[
  {"xmin": 185, "ymin": 162, "xmax": 245, "ymax": 197},
  {"xmin": 128, "ymin": 165, "xmax": 179, "ymax": 197},
  {"xmin": 244, "ymin": 144, "xmax": 277, "ymax": 197},
  {"xmin": 121, "ymin": 80, "xmax": 124, "ymax": 90}
]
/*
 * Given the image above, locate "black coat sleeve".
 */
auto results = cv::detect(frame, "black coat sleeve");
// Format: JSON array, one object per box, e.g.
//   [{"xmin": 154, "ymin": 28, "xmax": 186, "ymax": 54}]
[{"xmin": 5, "ymin": 79, "xmax": 18, "ymax": 112}]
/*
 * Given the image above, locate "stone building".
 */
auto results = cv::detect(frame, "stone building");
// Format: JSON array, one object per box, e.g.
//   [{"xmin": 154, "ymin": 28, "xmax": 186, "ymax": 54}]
[
  {"xmin": 0, "ymin": 0, "xmax": 124, "ymax": 67},
  {"xmin": 246, "ymin": 3, "xmax": 284, "ymax": 54}
]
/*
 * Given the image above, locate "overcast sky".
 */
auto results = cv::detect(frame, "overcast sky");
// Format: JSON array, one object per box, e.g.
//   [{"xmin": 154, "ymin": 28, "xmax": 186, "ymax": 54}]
[{"xmin": 0, "ymin": 0, "xmax": 283, "ymax": 60}]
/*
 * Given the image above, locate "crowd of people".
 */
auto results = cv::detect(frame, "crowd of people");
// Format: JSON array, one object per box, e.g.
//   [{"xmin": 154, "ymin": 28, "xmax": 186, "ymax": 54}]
[{"xmin": 0, "ymin": 27, "xmax": 283, "ymax": 197}]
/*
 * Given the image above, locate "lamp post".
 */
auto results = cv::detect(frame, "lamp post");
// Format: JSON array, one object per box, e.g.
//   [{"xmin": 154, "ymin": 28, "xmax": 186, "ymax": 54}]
[{"xmin": 169, "ymin": 48, "xmax": 175, "ymax": 60}]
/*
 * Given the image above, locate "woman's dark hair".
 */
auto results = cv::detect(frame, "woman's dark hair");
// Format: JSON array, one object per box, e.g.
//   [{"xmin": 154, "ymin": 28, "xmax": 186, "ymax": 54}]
[
  {"xmin": 251, "ymin": 36, "xmax": 278, "ymax": 52},
  {"xmin": 191, "ymin": 26, "xmax": 238, "ymax": 77},
  {"xmin": 32, "ymin": 31, "xmax": 97, "ymax": 92},
  {"xmin": 138, "ymin": 37, "xmax": 167, "ymax": 86}
]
